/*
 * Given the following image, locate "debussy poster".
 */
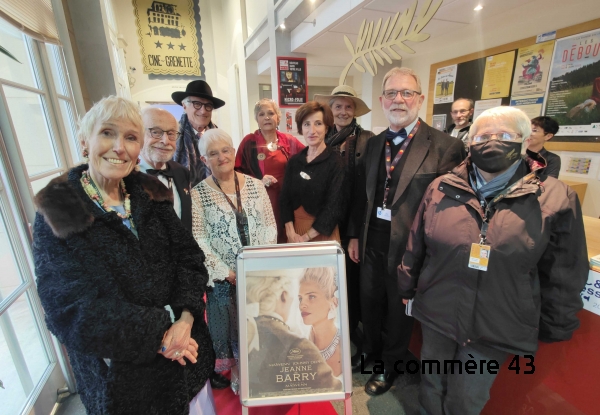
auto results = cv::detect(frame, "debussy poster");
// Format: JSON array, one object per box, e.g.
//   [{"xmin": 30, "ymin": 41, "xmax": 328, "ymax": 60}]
[
  {"xmin": 245, "ymin": 267, "xmax": 343, "ymax": 398},
  {"xmin": 544, "ymin": 28, "xmax": 600, "ymax": 136},
  {"xmin": 133, "ymin": 0, "xmax": 202, "ymax": 76}
]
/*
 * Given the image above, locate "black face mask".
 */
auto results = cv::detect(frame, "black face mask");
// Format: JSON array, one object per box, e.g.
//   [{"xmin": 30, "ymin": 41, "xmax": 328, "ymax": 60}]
[{"xmin": 470, "ymin": 141, "xmax": 522, "ymax": 173}]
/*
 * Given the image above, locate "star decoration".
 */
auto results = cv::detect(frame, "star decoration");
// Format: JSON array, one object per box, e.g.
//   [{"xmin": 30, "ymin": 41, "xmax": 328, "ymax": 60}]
[
  {"xmin": 155, "ymin": 41, "xmax": 162, "ymax": 48},
  {"xmin": 167, "ymin": 42, "xmax": 174, "ymax": 49},
  {"xmin": 179, "ymin": 43, "xmax": 186, "ymax": 51}
]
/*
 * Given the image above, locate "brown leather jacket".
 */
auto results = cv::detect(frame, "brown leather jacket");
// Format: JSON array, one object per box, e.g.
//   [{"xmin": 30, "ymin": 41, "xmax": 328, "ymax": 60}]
[{"xmin": 398, "ymin": 154, "xmax": 588, "ymax": 355}]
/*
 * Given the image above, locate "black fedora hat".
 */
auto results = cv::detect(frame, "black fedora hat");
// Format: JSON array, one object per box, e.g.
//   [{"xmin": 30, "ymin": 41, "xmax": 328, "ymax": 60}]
[{"xmin": 172, "ymin": 80, "xmax": 225, "ymax": 108}]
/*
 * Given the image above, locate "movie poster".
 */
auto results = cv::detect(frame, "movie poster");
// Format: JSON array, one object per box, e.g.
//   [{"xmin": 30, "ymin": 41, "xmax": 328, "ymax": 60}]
[
  {"xmin": 511, "ymin": 40, "xmax": 555, "ymax": 98},
  {"xmin": 244, "ymin": 267, "xmax": 343, "ymax": 399},
  {"xmin": 481, "ymin": 51, "xmax": 515, "ymax": 99},
  {"xmin": 278, "ymin": 57, "xmax": 308, "ymax": 108},
  {"xmin": 434, "ymin": 65, "xmax": 457, "ymax": 104},
  {"xmin": 544, "ymin": 29, "xmax": 600, "ymax": 136},
  {"xmin": 133, "ymin": 0, "xmax": 203, "ymax": 76}
]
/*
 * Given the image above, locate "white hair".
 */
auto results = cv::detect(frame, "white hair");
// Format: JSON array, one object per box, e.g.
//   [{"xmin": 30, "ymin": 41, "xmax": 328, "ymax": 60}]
[
  {"xmin": 198, "ymin": 129, "xmax": 233, "ymax": 157},
  {"xmin": 77, "ymin": 96, "xmax": 143, "ymax": 144},
  {"xmin": 468, "ymin": 106, "xmax": 532, "ymax": 147},
  {"xmin": 381, "ymin": 67, "xmax": 422, "ymax": 94}
]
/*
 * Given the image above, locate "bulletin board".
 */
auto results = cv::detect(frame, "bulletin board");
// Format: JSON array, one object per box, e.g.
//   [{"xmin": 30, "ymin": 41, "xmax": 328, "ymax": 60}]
[{"xmin": 427, "ymin": 18, "xmax": 600, "ymax": 152}]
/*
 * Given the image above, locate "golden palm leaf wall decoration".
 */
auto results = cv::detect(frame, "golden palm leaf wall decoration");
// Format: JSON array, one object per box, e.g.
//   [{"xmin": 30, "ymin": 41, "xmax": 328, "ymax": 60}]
[{"xmin": 339, "ymin": 0, "xmax": 442, "ymax": 85}]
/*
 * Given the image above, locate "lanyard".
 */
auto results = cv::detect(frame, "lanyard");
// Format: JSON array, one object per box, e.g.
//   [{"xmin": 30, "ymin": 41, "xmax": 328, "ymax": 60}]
[
  {"xmin": 382, "ymin": 121, "xmax": 420, "ymax": 209},
  {"xmin": 477, "ymin": 171, "xmax": 536, "ymax": 244},
  {"xmin": 212, "ymin": 173, "xmax": 249, "ymax": 246}
]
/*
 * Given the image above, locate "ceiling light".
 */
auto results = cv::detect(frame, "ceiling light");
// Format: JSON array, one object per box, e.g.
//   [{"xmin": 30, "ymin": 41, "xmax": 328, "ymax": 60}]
[
  {"xmin": 280, "ymin": 20, "xmax": 286, "ymax": 30},
  {"xmin": 474, "ymin": 4, "xmax": 483, "ymax": 11}
]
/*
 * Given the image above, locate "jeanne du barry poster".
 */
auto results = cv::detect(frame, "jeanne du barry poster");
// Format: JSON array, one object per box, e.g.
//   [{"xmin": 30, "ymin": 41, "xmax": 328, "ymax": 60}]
[
  {"xmin": 244, "ymin": 267, "xmax": 344, "ymax": 399},
  {"xmin": 544, "ymin": 28, "xmax": 600, "ymax": 135}
]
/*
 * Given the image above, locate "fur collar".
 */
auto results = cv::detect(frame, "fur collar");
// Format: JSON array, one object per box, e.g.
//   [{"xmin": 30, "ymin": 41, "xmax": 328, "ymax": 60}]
[{"xmin": 35, "ymin": 166, "xmax": 173, "ymax": 239}]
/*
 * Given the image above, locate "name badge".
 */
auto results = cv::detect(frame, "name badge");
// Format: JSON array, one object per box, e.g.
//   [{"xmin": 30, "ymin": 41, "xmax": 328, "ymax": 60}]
[
  {"xmin": 376, "ymin": 207, "xmax": 391, "ymax": 221},
  {"xmin": 468, "ymin": 243, "xmax": 491, "ymax": 271},
  {"xmin": 405, "ymin": 299, "xmax": 414, "ymax": 316}
]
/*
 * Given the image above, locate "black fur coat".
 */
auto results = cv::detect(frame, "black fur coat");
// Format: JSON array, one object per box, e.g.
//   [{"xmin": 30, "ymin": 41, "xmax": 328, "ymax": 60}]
[{"xmin": 33, "ymin": 164, "xmax": 214, "ymax": 414}]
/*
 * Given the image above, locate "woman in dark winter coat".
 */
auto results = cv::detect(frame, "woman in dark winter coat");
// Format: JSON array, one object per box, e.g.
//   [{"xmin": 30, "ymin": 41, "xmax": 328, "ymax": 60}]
[
  {"xmin": 279, "ymin": 101, "xmax": 346, "ymax": 243},
  {"xmin": 398, "ymin": 106, "xmax": 588, "ymax": 415},
  {"xmin": 33, "ymin": 96, "xmax": 215, "ymax": 415}
]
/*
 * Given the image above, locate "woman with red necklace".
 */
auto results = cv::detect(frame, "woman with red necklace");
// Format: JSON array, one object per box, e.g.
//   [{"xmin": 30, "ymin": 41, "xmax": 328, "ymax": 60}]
[{"xmin": 235, "ymin": 98, "xmax": 304, "ymax": 243}]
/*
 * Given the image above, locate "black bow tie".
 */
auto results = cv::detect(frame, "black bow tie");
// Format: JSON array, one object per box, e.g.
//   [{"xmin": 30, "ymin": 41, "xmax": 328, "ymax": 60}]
[
  {"xmin": 147, "ymin": 167, "xmax": 174, "ymax": 178},
  {"xmin": 385, "ymin": 128, "xmax": 408, "ymax": 143}
]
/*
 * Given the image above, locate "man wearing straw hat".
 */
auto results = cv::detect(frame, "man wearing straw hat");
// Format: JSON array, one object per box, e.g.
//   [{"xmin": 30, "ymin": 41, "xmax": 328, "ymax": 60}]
[{"xmin": 315, "ymin": 85, "xmax": 374, "ymax": 361}]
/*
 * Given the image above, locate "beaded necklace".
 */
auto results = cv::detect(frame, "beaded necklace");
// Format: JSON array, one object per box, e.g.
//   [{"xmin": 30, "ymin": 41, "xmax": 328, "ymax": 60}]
[{"xmin": 81, "ymin": 170, "xmax": 135, "ymax": 229}]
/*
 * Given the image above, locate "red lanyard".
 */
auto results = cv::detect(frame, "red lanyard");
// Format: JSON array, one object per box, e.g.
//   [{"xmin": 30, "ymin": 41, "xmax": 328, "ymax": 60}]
[{"xmin": 382, "ymin": 120, "xmax": 420, "ymax": 209}]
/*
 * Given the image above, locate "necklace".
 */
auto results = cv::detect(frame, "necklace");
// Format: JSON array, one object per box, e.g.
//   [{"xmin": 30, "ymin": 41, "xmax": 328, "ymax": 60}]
[
  {"xmin": 317, "ymin": 328, "xmax": 340, "ymax": 361},
  {"xmin": 258, "ymin": 315, "xmax": 290, "ymax": 330},
  {"xmin": 266, "ymin": 138, "xmax": 279, "ymax": 152},
  {"xmin": 81, "ymin": 170, "xmax": 134, "ymax": 228}
]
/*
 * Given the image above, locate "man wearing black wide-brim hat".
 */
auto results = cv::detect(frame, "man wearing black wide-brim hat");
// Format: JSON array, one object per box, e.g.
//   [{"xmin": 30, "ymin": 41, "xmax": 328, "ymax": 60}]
[{"xmin": 172, "ymin": 80, "xmax": 226, "ymax": 187}]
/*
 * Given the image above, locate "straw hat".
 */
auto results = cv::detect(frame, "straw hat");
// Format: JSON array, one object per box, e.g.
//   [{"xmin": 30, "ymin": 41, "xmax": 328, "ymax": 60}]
[{"xmin": 314, "ymin": 85, "xmax": 371, "ymax": 117}]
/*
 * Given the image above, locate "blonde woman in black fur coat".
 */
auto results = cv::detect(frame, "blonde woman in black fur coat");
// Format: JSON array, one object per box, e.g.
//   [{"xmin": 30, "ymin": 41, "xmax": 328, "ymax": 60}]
[{"xmin": 33, "ymin": 96, "xmax": 215, "ymax": 415}]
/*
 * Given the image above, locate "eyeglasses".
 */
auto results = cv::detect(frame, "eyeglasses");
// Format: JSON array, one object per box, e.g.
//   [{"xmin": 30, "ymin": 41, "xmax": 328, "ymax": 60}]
[
  {"xmin": 147, "ymin": 127, "xmax": 181, "ymax": 141},
  {"xmin": 451, "ymin": 109, "xmax": 470, "ymax": 115},
  {"xmin": 472, "ymin": 132, "xmax": 523, "ymax": 143},
  {"xmin": 186, "ymin": 100, "xmax": 214, "ymax": 111},
  {"xmin": 382, "ymin": 89, "xmax": 421, "ymax": 100},
  {"xmin": 206, "ymin": 146, "xmax": 234, "ymax": 159}
]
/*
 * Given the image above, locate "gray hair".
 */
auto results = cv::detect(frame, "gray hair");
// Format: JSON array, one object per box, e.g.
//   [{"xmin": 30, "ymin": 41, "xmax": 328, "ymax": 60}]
[
  {"xmin": 299, "ymin": 267, "xmax": 337, "ymax": 299},
  {"xmin": 468, "ymin": 106, "xmax": 532, "ymax": 146},
  {"xmin": 198, "ymin": 129, "xmax": 233, "ymax": 157},
  {"xmin": 246, "ymin": 275, "xmax": 295, "ymax": 314},
  {"xmin": 453, "ymin": 98, "xmax": 474, "ymax": 110},
  {"xmin": 381, "ymin": 67, "xmax": 422, "ymax": 94},
  {"xmin": 253, "ymin": 98, "xmax": 281, "ymax": 123},
  {"xmin": 328, "ymin": 96, "xmax": 356, "ymax": 109},
  {"xmin": 77, "ymin": 96, "xmax": 143, "ymax": 144}
]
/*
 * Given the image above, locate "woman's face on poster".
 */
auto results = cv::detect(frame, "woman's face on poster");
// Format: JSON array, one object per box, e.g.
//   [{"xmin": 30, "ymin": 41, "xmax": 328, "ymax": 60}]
[{"xmin": 298, "ymin": 281, "xmax": 334, "ymax": 326}]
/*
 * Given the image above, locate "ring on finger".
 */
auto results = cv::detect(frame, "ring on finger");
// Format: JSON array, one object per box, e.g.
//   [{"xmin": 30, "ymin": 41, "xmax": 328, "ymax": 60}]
[{"xmin": 174, "ymin": 351, "xmax": 182, "ymax": 358}]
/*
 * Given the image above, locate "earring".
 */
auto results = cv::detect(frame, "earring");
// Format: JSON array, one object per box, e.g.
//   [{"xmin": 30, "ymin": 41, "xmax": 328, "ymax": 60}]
[
  {"xmin": 327, "ymin": 303, "xmax": 336, "ymax": 320},
  {"xmin": 136, "ymin": 157, "xmax": 141, "ymax": 165},
  {"xmin": 82, "ymin": 148, "xmax": 89, "ymax": 163}
]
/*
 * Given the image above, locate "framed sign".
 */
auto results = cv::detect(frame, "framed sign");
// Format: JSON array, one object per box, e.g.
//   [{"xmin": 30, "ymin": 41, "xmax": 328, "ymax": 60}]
[
  {"xmin": 277, "ymin": 57, "xmax": 308, "ymax": 108},
  {"xmin": 237, "ymin": 242, "xmax": 352, "ymax": 408}
]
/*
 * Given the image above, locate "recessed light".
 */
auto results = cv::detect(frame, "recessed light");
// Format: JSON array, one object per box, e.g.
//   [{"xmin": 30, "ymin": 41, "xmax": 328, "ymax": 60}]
[
  {"xmin": 474, "ymin": 4, "xmax": 483, "ymax": 11},
  {"xmin": 280, "ymin": 21, "xmax": 286, "ymax": 30}
]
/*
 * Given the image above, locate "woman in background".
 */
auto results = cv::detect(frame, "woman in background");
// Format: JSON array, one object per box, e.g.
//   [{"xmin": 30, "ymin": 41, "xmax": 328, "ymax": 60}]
[
  {"xmin": 298, "ymin": 267, "xmax": 341, "ymax": 378},
  {"xmin": 235, "ymin": 98, "xmax": 304, "ymax": 243},
  {"xmin": 279, "ymin": 101, "xmax": 346, "ymax": 243}
]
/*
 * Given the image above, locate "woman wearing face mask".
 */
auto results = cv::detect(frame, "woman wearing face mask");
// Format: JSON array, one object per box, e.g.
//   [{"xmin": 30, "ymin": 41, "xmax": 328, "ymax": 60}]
[
  {"xmin": 298, "ymin": 267, "xmax": 341, "ymax": 379},
  {"xmin": 398, "ymin": 106, "xmax": 588, "ymax": 415}
]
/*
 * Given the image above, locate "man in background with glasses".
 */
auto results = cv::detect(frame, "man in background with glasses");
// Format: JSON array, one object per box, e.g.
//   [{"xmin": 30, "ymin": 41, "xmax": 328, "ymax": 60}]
[
  {"xmin": 172, "ymin": 80, "xmax": 226, "ymax": 187},
  {"xmin": 140, "ymin": 107, "xmax": 193, "ymax": 230},
  {"xmin": 348, "ymin": 67, "xmax": 465, "ymax": 396},
  {"xmin": 445, "ymin": 98, "xmax": 474, "ymax": 150}
]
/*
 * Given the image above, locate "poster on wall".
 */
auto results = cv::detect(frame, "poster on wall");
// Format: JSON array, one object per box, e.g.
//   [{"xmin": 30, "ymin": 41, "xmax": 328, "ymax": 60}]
[
  {"xmin": 237, "ymin": 243, "xmax": 351, "ymax": 407},
  {"xmin": 481, "ymin": 51, "xmax": 516, "ymax": 99},
  {"xmin": 543, "ymin": 28, "xmax": 600, "ymax": 136},
  {"xmin": 432, "ymin": 114, "xmax": 447, "ymax": 131},
  {"xmin": 278, "ymin": 57, "xmax": 308, "ymax": 108},
  {"xmin": 278, "ymin": 108, "xmax": 305, "ymax": 142},
  {"xmin": 511, "ymin": 41, "xmax": 555, "ymax": 98},
  {"xmin": 473, "ymin": 98, "xmax": 503, "ymax": 120},
  {"xmin": 133, "ymin": 0, "xmax": 203, "ymax": 76},
  {"xmin": 433, "ymin": 65, "xmax": 457, "ymax": 104}
]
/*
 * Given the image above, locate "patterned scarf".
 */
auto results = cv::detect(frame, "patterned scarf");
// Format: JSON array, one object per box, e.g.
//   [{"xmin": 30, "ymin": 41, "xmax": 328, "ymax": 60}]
[
  {"xmin": 470, "ymin": 159, "xmax": 522, "ymax": 200},
  {"xmin": 173, "ymin": 113, "xmax": 216, "ymax": 187}
]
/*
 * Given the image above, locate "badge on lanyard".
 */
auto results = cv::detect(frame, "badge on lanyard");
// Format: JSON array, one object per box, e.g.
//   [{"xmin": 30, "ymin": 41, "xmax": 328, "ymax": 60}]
[
  {"xmin": 376, "ymin": 207, "xmax": 392, "ymax": 221},
  {"xmin": 468, "ymin": 243, "xmax": 491, "ymax": 271}
]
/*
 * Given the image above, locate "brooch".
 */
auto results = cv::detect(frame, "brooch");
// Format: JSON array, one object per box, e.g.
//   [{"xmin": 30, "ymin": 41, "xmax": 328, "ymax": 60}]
[
  {"xmin": 300, "ymin": 171, "xmax": 311, "ymax": 180},
  {"xmin": 257, "ymin": 153, "xmax": 266, "ymax": 161}
]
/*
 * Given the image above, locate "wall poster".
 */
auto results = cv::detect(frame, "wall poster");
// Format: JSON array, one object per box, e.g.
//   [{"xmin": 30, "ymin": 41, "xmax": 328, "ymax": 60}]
[
  {"xmin": 481, "ymin": 51, "xmax": 516, "ymax": 100},
  {"xmin": 133, "ymin": 0, "xmax": 203, "ymax": 76},
  {"xmin": 432, "ymin": 114, "xmax": 447, "ymax": 131},
  {"xmin": 544, "ymin": 28, "xmax": 600, "ymax": 136},
  {"xmin": 433, "ymin": 65, "xmax": 457, "ymax": 104},
  {"xmin": 237, "ymin": 242, "xmax": 351, "ymax": 407},
  {"xmin": 278, "ymin": 57, "xmax": 308, "ymax": 108}
]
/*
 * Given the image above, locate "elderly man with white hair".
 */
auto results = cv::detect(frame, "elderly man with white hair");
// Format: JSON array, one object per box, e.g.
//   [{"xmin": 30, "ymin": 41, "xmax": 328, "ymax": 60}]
[
  {"xmin": 191, "ymin": 129, "xmax": 277, "ymax": 394},
  {"xmin": 398, "ymin": 105, "xmax": 588, "ymax": 415}
]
